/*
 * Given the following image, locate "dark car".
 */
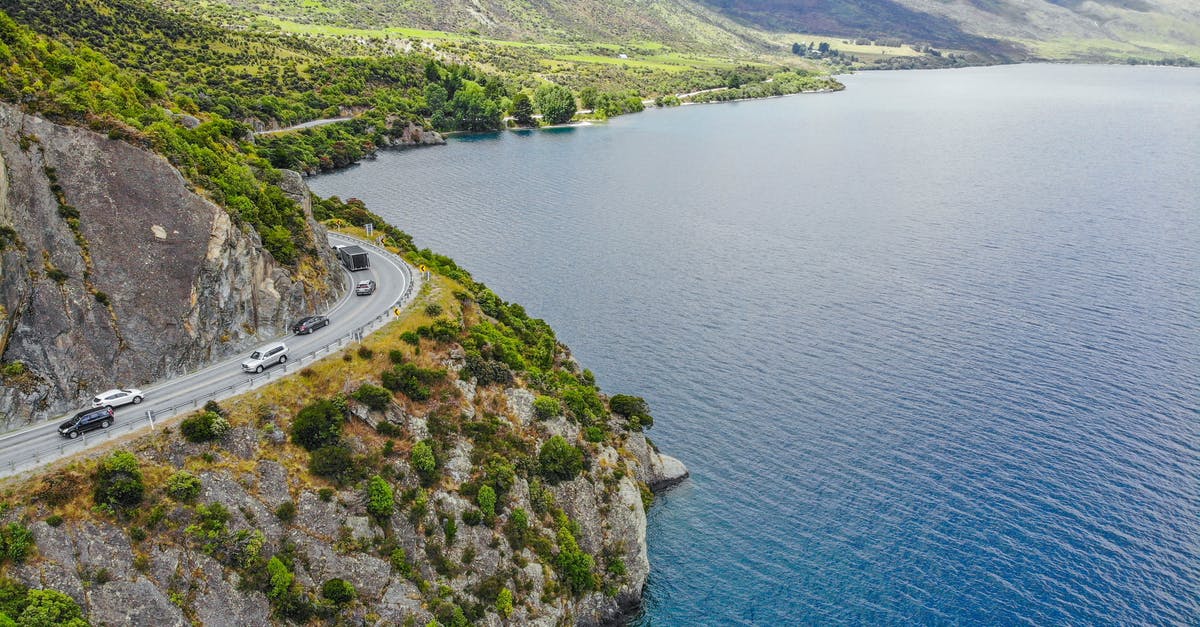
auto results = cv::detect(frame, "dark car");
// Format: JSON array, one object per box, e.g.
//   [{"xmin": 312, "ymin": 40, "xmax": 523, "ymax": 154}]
[
  {"xmin": 291, "ymin": 315, "xmax": 330, "ymax": 335},
  {"xmin": 59, "ymin": 407, "xmax": 114, "ymax": 439}
]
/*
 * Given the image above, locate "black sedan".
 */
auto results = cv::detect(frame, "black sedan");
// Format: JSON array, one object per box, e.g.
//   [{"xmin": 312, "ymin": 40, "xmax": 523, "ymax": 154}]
[{"xmin": 291, "ymin": 315, "xmax": 330, "ymax": 335}]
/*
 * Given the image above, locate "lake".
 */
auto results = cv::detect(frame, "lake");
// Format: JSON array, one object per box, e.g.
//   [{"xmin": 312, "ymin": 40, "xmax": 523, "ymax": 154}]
[{"xmin": 310, "ymin": 64, "xmax": 1200, "ymax": 624}]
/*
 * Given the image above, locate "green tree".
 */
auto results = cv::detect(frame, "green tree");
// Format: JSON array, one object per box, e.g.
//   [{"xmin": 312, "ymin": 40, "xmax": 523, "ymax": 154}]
[
  {"xmin": 411, "ymin": 440, "xmax": 437, "ymax": 484},
  {"xmin": 578, "ymin": 86, "xmax": 599, "ymax": 111},
  {"xmin": 496, "ymin": 587, "xmax": 514, "ymax": 617},
  {"xmin": 290, "ymin": 399, "xmax": 344, "ymax": 451},
  {"xmin": 93, "ymin": 450, "xmax": 144, "ymax": 509},
  {"xmin": 321, "ymin": 579, "xmax": 356, "ymax": 605},
  {"xmin": 267, "ymin": 556, "xmax": 293, "ymax": 600},
  {"xmin": 366, "ymin": 475, "xmax": 395, "ymax": 520},
  {"xmin": 538, "ymin": 436, "xmax": 584, "ymax": 483},
  {"xmin": 166, "ymin": 470, "xmax": 202, "ymax": 502},
  {"xmin": 532, "ymin": 396, "xmax": 561, "ymax": 420},
  {"xmin": 511, "ymin": 92, "xmax": 535, "ymax": 127},
  {"xmin": 17, "ymin": 589, "xmax": 86, "ymax": 627},
  {"xmin": 477, "ymin": 485, "xmax": 496, "ymax": 520},
  {"xmin": 352, "ymin": 383, "xmax": 391, "ymax": 412},
  {"xmin": 534, "ymin": 83, "xmax": 576, "ymax": 125},
  {"xmin": 449, "ymin": 80, "xmax": 501, "ymax": 132}
]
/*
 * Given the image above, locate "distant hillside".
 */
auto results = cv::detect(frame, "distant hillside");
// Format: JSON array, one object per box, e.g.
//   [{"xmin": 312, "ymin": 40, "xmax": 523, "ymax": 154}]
[
  {"xmin": 179, "ymin": 0, "xmax": 1200, "ymax": 62},
  {"xmin": 700, "ymin": 0, "xmax": 1200, "ymax": 61}
]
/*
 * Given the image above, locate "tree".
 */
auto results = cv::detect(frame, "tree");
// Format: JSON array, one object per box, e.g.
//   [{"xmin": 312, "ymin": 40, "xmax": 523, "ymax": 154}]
[
  {"xmin": 534, "ymin": 83, "xmax": 576, "ymax": 125},
  {"xmin": 366, "ymin": 475, "xmax": 395, "ymax": 520},
  {"xmin": 449, "ymin": 80, "xmax": 501, "ymax": 132},
  {"xmin": 321, "ymin": 579, "xmax": 356, "ymax": 605},
  {"xmin": 166, "ymin": 470, "xmax": 202, "ymax": 502},
  {"xmin": 533, "ymin": 396, "xmax": 561, "ymax": 420},
  {"xmin": 477, "ymin": 485, "xmax": 496, "ymax": 520},
  {"xmin": 17, "ymin": 590, "xmax": 87, "ymax": 627},
  {"xmin": 411, "ymin": 440, "xmax": 437, "ymax": 484},
  {"xmin": 93, "ymin": 450, "xmax": 144, "ymax": 509},
  {"xmin": 578, "ymin": 86, "xmax": 599, "ymax": 111},
  {"xmin": 511, "ymin": 92, "xmax": 535, "ymax": 127},
  {"xmin": 290, "ymin": 399, "xmax": 344, "ymax": 451},
  {"xmin": 538, "ymin": 436, "xmax": 584, "ymax": 483}
]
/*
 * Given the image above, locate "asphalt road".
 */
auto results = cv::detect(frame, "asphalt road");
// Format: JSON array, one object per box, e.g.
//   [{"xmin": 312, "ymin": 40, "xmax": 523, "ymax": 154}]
[{"xmin": 0, "ymin": 232, "xmax": 418, "ymax": 477}]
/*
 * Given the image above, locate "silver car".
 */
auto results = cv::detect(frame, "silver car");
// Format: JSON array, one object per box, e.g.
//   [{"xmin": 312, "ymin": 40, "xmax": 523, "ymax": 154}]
[{"xmin": 91, "ymin": 388, "xmax": 144, "ymax": 409}]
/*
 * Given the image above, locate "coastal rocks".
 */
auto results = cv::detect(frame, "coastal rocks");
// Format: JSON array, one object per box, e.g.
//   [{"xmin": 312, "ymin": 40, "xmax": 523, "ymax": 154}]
[
  {"xmin": 382, "ymin": 122, "xmax": 445, "ymax": 148},
  {"xmin": 625, "ymin": 432, "xmax": 690, "ymax": 492},
  {"xmin": 0, "ymin": 105, "xmax": 339, "ymax": 426}
]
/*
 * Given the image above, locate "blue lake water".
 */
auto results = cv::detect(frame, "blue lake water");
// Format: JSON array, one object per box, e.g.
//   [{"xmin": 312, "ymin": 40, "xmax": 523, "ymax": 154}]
[{"xmin": 309, "ymin": 64, "xmax": 1200, "ymax": 625}]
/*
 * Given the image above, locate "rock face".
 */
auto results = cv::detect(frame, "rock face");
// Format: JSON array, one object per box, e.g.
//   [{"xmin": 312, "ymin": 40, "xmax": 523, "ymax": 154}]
[{"xmin": 0, "ymin": 105, "xmax": 341, "ymax": 426}]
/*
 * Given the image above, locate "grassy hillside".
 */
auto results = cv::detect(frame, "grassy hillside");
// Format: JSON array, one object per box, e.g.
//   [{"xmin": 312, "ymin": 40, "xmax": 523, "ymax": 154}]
[{"xmin": 180, "ymin": 0, "xmax": 1199, "ymax": 63}]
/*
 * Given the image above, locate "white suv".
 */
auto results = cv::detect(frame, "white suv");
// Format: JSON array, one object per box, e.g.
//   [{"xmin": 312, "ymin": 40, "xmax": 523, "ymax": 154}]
[
  {"xmin": 241, "ymin": 342, "xmax": 288, "ymax": 373},
  {"xmin": 91, "ymin": 388, "xmax": 144, "ymax": 409}
]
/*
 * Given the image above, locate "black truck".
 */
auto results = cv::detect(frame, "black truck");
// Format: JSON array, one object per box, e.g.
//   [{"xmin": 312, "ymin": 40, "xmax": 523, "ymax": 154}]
[{"xmin": 336, "ymin": 245, "xmax": 370, "ymax": 271}]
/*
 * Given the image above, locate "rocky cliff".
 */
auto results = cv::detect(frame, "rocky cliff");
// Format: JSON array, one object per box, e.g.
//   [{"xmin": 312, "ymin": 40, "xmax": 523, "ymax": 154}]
[
  {"xmin": 0, "ymin": 105, "xmax": 343, "ymax": 426},
  {"xmin": 0, "ymin": 284, "xmax": 687, "ymax": 626}
]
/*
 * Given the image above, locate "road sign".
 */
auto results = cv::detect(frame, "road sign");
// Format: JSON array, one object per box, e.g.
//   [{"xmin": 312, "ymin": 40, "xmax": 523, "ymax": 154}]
[
  {"xmin": 419, "ymin": 264, "xmax": 427, "ymax": 272},
  {"xmin": 364, "ymin": 223, "xmax": 373, "ymax": 236}
]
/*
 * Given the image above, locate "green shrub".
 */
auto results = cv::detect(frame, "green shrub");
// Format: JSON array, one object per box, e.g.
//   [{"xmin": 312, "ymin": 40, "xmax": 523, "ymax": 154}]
[
  {"xmin": 203, "ymin": 400, "xmax": 227, "ymax": 416},
  {"xmin": 180, "ymin": 410, "xmax": 230, "ymax": 443},
  {"xmin": 44, "ymin": 515, "xmax": 63, "ymax": 528},
  {"xmin": 609, "ymin": 394, "xmax": 653, "ymax": 430},
  {"xmin": 463, "ymin": 353, "xmax": 513, "ymax": 387},
  {"xmin": 275, "ymin": 501, "xmax": 297, "ymax": 523},
  {"xmin": 318, "ymin": 488, "xmax": 335, "ymax": 502},
  {"xmin": 411, "ymin": 441, "xmax": 437, "ymax": 484},
  {"xmin": 309, "ymin": 444, "xmax": 355, "ymax": 482},
  {"xmin": 388, "ymin": 349, "xmax": 406, "ymax": 364},
  {"xmin": 353, "ymin": 384, "xmax": 392, "ymax": 412},
  {"xmin": 0, "ymin": 577, "xmax": 29, "ymax": 620},
  {"xmin": 321, "ymin": 578, "xmax": 356, "ymax": 605},
  {"xmin": 443, "ymin": 517, "xmax": 457, "ymax": 545},
  {"xmin": 538, "ymin": 436, "xmax": 584, "ymax": 484},
  {"xmin": 505, "ymin": 507, "xmax": 530, "ymax": 549},
  {"xmin": 166, "ymin": 470, "xmax": 201, "ymax": 502},
  {"xmin": 477, "ymin": 485, "xmax": 496, "ymax": 520},
  {"xmin": 290, "ymin": 399, "xmax": 345, "ymax": 451},
  {"xmin": 93, "ymin": 450, "xmax": 144, "ymax": 509},
  {"xmin": 461, "ymin": 510, "xmax": 482, "ymax": 526},
  {"xmin": 366, "ymin": 475, "xmax": 395, "ymax": 520},
  {"xmin": 17, "ymin": 589, "xmax": 86, "ymax": 627},
  {"xmin": 555, "ymin": 519, "xmax": 596, "ymax": 595},
  {"xmin": 496, "ymin": 587, "xmax": 514, "ymax": 618},
  {"xmin": 0, "ymin": 362, "xmax": 25, "ymax": 378},
  {"xmin": 400, "ymin": 331, "xmax": 420, "ymax": 346},
  {"xmin": 381, "ymin": 363, "xmax": 445, "ymax": 402},
  {"xmin": 376, "ymin": 421, "xmax": 403, "ymax": 437},
  {"xmin": 0, "ymin": 524, "xmax": 34, "ymax": 564},
  {"xmin": 533, "ymin": 396, "xmax": 561, "ymax": 420},
  {"xmin": 583, "ymin": 426, "xmax": 606, "ymax": 443},
  {"xmin": 129, "ymin": 527, "xmax": 147, "ymax": 543},
  {"xmin": 267, "ymin": 556, "xmax": 293, "ymax": 600},
  {"xmin": 390, "ymin": 547, "xmax": 414, "ymax": 578},
  {"xmin": 357, "ymin": 346, "xmax": 373, "ymax": 360},
  {"xmin": 423, "ymin": 303, "xmax": 443, "ymax": 316}
]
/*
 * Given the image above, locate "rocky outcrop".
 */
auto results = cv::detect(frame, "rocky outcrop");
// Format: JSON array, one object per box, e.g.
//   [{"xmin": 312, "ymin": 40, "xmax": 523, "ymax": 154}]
[
  {"xmin": 382, "ymin": 122, "xmax": 446, "ymax": 148},
  {"xmin": 0, "ymin": 105, "xmax": 341, "ymax": 426}
]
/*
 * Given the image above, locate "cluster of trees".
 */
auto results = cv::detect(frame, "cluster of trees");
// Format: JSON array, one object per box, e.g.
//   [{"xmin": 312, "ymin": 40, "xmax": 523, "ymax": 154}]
[{"xmin": 689, "ymin": 70, "xmax": 842, "ymax": 103}]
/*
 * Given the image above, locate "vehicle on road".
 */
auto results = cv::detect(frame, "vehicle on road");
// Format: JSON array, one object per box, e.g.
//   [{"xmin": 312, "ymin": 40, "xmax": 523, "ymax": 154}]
[
  {"xmin": 291, "ymin": 315, "xmax": 330, "ymax": 335},
  {"xmin": 337, "ymin": 245, "xmax": 370, "ymax": 271},
  {"xmin": 355, "ymin": 280, "xmax": 376, "ymax": 296},
  {"xmin": 241, "ymin": 342, "xmax": 288, "ymax": 373},
  {"xmin": 91, "ymin": 388, "xmax": 144, "ymax": 409},
  {"xmin": 59, "ymin": 407, "xmax": 114, "ymax": 439}
]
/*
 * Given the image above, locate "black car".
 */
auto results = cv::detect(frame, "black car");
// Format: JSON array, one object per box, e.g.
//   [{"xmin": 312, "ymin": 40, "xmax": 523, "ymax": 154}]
[
  {"xmin": 291, "ymin": 315, "xmax": 330, "ymax": 335},
  {"xmin": 59, "ymin": 407, "xmax": 114, "ymax": 439}
]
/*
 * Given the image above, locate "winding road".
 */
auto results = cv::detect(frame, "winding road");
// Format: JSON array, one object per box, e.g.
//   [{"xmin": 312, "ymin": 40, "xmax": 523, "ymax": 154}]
[{"xmin": 0, "ymin": 232, "xmax": 418, "ymax": 478}]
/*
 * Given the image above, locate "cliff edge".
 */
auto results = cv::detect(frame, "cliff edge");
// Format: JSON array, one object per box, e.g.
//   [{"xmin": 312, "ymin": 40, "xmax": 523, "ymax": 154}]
[{"xmin": 0, "ymin": 105, "xmax": 341, "ymax": 426}]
